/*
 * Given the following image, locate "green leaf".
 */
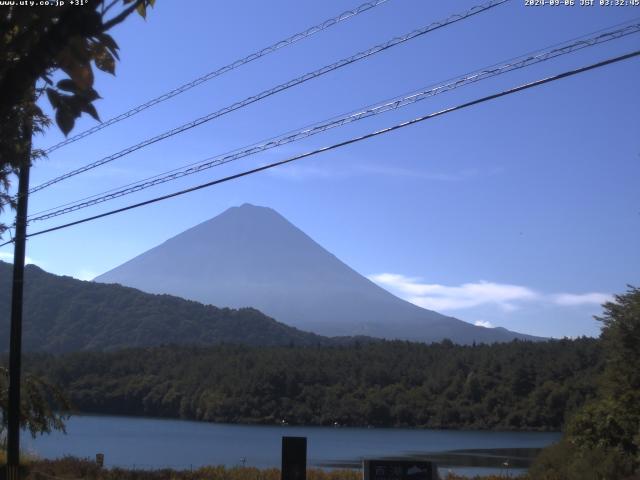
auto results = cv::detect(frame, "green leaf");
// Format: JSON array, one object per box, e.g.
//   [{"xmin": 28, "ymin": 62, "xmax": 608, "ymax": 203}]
[
  {"xmin": 97, "ymin": 33, "xmax": 120, "ymax": 60},
  {"xmin": 67, "ymin": 36, "xmax": 91, "ymax": 65},
  {"xmin": 75, "ymin": 64, "xmax": 94, "ymax": 90},
  {"xmin": 80, "ymin": 88, "xmax": 101, "ymax": 102},
  {"xmin": 32, "ymin": 105, "xmax": 44, "ymax": 118},
  {"xmin": 60, "ymin": 95, "xmax": 82, "ymax": 117},
  {"xmin": 46, "ymin": 88, "xmax": 61, "ymax": 109},
  {"xmin": 57, "ymin": 40, "xmax": 94, "ymax": 90},
  {"xmin": 81, "ymin": 102, "xmax": 101, "ymax": 122},
  {"xmin": 55, "ymin": 108, "xmax": 75, "ymax": 136},
  {"xmin": 94, "ymin": 50, "xmax": 115, "ymax": 75},
  {"xmin": 136, "ymin": 3, "xmax": 147, "ymax": 18},
  {"xmin": 57, "ymin": 79, "xmax": 78, "ymax": 93}
]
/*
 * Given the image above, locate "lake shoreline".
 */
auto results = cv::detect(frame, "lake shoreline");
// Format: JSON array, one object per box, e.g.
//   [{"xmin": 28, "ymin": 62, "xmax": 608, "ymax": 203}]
[
  {"xmin": 59, "ymin": 411, "xmax": 563, "ymax": 434},
  {"xmin": 24, "ymin": 414, "xmax": 560, "ymax": 477}
]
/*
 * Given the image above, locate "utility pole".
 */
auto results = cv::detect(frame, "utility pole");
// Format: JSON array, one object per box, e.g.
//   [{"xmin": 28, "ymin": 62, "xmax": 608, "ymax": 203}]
[{"xmin": 5, "ymin": 114, "xmax": 32, "ymax": 480}]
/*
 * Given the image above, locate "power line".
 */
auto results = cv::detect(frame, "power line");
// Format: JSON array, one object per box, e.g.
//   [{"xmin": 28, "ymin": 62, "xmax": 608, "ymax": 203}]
[
  {"xmin": 3, "ymin": 49, "xmax": 635, "ymax": 247},
  {"xmin": 25, "ymin": 21, "xmax": 640, "ymax": 224},
  {"xmin": 32, "ymin": 0, "xmax": 507, "ymax": 194},
  {"xmin": 27, "ymin": 0, "xmax": 509, "ymax": 196},
  {"xmin": 42, "ymin": 0, "xmax": 392, "ymax": 155},
  {"xmin": 28, "ymin": 21, "xmax": 640, "ymax": 220}
]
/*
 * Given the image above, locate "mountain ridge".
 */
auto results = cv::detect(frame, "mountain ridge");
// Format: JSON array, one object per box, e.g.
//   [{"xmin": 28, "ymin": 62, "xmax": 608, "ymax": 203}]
[
  {"xmin": 95, "ymin": 203, "xmax": 543, "ymax": 344},
  {"xmin": 0, "ymin": 260, "xmax": 347, "ymax": 353}
]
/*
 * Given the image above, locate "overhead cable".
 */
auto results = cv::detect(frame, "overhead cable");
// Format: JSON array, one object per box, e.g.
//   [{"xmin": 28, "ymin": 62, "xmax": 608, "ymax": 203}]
[
  {"xmin": 28, "ymin": 0, "xmax": 509, "ymax": 196},
  {"xmin": 42, "ymin": 0, "xmax": 392, "ymax": 154},
  {"xmin": 1, "ymin": 48, "xmax": 634, "ymax": 247},
  {"xmin": 26, "ymin": 21, "xmax": 640, "ymax": 224}
]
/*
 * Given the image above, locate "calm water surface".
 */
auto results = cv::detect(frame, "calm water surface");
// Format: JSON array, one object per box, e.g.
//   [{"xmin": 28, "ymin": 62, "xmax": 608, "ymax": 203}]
[{"xmin": 24, "ymin": 415, "xmax": 560, "ymax": 477}]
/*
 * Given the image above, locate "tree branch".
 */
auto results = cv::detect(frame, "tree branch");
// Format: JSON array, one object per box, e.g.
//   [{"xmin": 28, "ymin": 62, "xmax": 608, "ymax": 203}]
[
  {"xmin": 101, "ymin": 0, "xmax": 121, "ymax": 18},
  {"xmin": 101, "ymin": 0, "xmax": 146, "ymax": 31}
]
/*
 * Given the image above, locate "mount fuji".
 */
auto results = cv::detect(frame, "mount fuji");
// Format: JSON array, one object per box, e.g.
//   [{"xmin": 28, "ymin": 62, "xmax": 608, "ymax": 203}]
[{"xmin": 95, "ymin": 204, "xmax": 541, "ymax": 344}]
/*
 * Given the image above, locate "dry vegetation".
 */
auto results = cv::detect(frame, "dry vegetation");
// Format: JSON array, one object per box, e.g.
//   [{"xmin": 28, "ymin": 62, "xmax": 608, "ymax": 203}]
[{"xmin": 6, "ymin": 456, "xmax": 507, "ymax": 480}]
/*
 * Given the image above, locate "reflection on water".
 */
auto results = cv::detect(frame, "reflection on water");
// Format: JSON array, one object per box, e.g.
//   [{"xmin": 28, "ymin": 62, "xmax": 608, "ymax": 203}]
[
  {"xmin": 321, "ymin": 447, "xmax": 541, "ymax": 468},
  {"xmin": 320, "ymin": 448, "xmax": 541, "ymax": 477}
]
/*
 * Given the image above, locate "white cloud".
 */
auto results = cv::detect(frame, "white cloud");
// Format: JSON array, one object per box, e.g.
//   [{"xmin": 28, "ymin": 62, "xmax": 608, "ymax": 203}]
[
  {"xmin": 267, "ymin": 164, "xmax": 336, "ymax": 180},
  {"xmin": 354, "ymin": 164, "xmax": 471, "ymax": 182},
  {"xmin": 552, "ymin": 293, "xmax": 613, "ymax": 306},
  {"xmin": 369, "ymin": 273, "xmax": 538, "ymax": 312},
  {"xmin": 368, "ymin": 273, "xmax": 613, "ymax": 313},
  {"xmin": 267, "ymin": 160, "xmax": 479, "ymax": 182},
  {"xmin": 474, "ymin": 320, "xmax": 494, "ymax": 328},
  {"xmin": 0, "ymin": 251, "xmax": 38, "ymax": 265}
]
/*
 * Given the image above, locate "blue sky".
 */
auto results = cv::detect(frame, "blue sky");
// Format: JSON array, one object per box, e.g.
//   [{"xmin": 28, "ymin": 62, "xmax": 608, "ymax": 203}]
[{"xmin": 1, "ymin": 0, "xmax": 639, "ymax": 338}]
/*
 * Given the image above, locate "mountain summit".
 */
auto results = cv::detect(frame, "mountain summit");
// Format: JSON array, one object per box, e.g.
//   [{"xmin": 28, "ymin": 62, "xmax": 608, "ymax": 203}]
[{"xmin": 95, "ymin": 204, "xmax": 540, "ymax": 344}]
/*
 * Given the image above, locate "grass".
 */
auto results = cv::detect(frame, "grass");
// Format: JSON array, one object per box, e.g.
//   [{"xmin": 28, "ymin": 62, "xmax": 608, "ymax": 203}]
[{"xmin": 4, "ymin": 457, "xmax": 514, "ymax": 480}]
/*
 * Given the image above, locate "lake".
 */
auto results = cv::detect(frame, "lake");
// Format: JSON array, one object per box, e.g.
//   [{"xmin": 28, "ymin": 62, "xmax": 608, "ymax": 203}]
[{"xmin": 23, "ymin": 415, "xmax": 560, "ymax": 477}]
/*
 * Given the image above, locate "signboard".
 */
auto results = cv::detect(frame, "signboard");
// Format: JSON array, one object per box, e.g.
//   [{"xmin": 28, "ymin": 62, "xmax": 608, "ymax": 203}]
[
  {"xmin": 363, "ymin": 460, "xmax": 438, "ymax": 480},
  {"xmin": 282, "ymin": 436, "xmax": 307, "ymax": 480}
]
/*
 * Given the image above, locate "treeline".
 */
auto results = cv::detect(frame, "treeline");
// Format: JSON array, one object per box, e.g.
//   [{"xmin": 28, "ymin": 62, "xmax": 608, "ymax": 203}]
[{"xmin": 26, "ymin": 337, "xmax": 601, "ymax": 431}]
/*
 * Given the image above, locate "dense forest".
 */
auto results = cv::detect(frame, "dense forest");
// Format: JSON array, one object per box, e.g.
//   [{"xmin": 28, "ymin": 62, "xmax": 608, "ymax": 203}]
[
  {"xmin": 0, "ymin": 262, "xmax": 338, "ymax": 352},
  {"xmin": 26, "ymin": 337, "xmax": 601, "ymax": 431},
  {"xmin": 529, "ymin": 286, "xmax": 640, "ymax": 479}
]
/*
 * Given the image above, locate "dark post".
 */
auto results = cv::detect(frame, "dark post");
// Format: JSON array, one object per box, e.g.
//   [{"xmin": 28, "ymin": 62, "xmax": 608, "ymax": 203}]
[
  {"xmin": 281, "ymin": 436, "xmax": 306, "ymax": 480},
  {"xmin": 6, "ymin": 118, "xmax": 32, "ymax": 479}
]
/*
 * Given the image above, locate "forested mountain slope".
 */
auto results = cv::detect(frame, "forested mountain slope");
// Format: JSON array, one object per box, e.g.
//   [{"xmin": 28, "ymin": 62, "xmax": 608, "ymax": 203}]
[{"xmin": 0, "ymin": 261, "xmax": 331, "ymax": 352}]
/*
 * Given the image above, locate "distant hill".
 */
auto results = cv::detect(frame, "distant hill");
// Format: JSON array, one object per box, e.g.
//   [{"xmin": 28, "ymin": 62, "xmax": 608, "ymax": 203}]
[
  {"xmin": 0, "ymin": 261, "xmax": 332, "ymax": 353},
  {"xmin": 96, "ymin": 203, "xmax": 543, "ymax": 344}
]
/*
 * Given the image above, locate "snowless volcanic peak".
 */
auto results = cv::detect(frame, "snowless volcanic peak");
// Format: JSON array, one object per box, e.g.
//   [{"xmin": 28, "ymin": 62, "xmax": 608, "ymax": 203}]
[{"xmin": 95, "ymin": 203, "xmax": 542, "ymax": 344}]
